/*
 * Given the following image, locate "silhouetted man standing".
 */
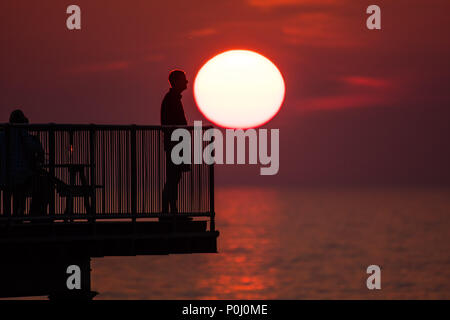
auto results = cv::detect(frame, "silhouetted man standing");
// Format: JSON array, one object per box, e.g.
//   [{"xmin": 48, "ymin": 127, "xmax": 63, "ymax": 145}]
[{"xmin": 161, "ymin": 70, "xmax": 188, "ymax": 213}]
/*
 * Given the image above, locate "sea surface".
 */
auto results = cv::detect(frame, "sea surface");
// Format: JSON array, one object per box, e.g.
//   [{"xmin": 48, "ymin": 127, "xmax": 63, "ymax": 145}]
[{"xmin": 92, "ymin": 187, "xmax": 450, "ymax": 299}]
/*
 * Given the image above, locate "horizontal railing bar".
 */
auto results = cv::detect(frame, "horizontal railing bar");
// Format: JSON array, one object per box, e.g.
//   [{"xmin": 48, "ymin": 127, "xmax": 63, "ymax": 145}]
[
  {"xmin": 0, "ymin": 212, "xmax": 213, "ymax": 221},
  {"xmin": 0, "ymin": 124, "xmax": 213, "ymax": 130}
]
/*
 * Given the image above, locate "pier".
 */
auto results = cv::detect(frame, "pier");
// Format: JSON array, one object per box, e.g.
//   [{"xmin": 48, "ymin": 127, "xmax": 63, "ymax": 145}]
[{"xmin": 0, "ymin": 124, "xmax": 218, "ymax": 299}]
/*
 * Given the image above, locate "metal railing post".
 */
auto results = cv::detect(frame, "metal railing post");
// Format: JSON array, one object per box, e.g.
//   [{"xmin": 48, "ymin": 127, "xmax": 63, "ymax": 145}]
[
  {"xmin": 89, "ymin": 125, "xmax": 96, "ymax": 223},
  {"xmin": 130, "ymin": 125, "xmax": 137, "ymax": 223},
  {"xmin": 48, "ymin": 124, "xmax": 55, "ymax": 216},
  {"xmin": 209, "ymin": 163, "xmax": 215, "ymax": 232},
  {"xmin": 3, "ymin": 125, "xmax": 11, "ymax": 218}
]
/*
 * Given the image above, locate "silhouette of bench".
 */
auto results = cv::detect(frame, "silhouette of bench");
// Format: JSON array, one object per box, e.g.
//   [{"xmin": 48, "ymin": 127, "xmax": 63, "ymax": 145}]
[{"xmin": 47, "ymin": 164, "xmax": 103, "ymax": 217}]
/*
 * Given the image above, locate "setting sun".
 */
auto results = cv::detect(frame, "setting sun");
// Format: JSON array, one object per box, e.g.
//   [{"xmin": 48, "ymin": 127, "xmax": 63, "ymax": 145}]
[{"xmin": 194, "ymin": 50, "xmax": 285, "ymax": 129}]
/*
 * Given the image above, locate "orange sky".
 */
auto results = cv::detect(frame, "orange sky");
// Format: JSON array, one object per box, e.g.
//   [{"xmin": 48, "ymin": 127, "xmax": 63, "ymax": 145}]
[{"xmin": 1, "ymin": 0, "xmax": 449, "ymax": 186}]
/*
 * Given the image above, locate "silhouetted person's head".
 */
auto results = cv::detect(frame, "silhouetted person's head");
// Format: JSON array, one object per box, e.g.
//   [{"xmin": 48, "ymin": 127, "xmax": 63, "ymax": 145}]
[
  {"xmin": 9, "ymin": 109, "xmax": 29, "ymax": 124},
  {"xmin": 168, "ymin": 70, "xmax": 188, "ymax": 93}
]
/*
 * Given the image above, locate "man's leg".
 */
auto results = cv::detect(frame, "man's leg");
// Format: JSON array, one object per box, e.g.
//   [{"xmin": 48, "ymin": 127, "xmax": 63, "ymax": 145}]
[
  {"xmin": 162, "ymin": 154, "xmax": 171, "ymax": 213},
  {"xmin": 162, "ymin": 185, "xmax": 169, "ymax": 213},
  {"xmin": 168, "ymin": 168, "xmax": 181, "ymax": 213},
  {"xmin": 2, "ymin": 190, "xmax": 12, "ymax": 217},
  {"xmin": 12, "ymin": 180, "xmax": 31, "ymax": 217},
  {"xmin": 30, "ymin": 174, "xmax": 50, "ymax": 217},
  {"xmin": 12, "ymin": 189, "xmax": 26, "ymax": 216}
]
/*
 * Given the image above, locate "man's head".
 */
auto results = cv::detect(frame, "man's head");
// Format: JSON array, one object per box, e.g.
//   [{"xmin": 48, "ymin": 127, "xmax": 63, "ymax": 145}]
[
  {"xmin": 168, "ymin": 70, "xmax": 188, "ymax": 92},
  {"xmin": 9, "ymin": 109, "xmax": 29, "ymax": 124}
]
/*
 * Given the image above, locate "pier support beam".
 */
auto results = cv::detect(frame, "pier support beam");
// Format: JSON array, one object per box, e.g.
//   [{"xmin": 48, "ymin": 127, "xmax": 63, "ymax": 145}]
[{"xmin": 0, "ymin": 252, "xmax": 96, "ymax": 300}]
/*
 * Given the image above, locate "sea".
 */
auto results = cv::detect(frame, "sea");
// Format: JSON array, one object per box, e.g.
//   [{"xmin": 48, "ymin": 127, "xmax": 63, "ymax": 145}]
[{"xmin": 91, "ymin": 186, "xmax": 450, "ymax": 299}]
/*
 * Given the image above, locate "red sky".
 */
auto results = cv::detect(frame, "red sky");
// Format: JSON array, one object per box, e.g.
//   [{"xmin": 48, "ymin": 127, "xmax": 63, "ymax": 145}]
[{"xmin": 1, "ymin": 0, "xmax": 450, "ymax": 186}]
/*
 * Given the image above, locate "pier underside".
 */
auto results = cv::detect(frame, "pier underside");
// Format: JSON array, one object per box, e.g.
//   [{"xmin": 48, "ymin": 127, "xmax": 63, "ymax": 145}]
[{"xmin": 0, "ymin": 220, "xmax": 219, "ymax": 298}]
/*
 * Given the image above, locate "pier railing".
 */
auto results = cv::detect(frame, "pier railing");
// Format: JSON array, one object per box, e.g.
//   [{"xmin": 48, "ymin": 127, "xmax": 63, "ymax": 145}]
[{"xmin": 0, "ymin": 124, "xmax": 215, "ymax": 230}]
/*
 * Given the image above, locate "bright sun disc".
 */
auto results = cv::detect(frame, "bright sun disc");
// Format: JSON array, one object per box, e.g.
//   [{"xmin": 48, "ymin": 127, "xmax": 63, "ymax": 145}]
[{"xmin": 194, "ymin": 50, "xmax": 285, "ymax": 129}]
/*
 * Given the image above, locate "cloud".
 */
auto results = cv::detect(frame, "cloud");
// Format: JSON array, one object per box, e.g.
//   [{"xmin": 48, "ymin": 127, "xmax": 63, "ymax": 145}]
[
  {"xmin": 295, "ymin": 93, "xmax": 388, "ymax": 111},
  {"xmin": 247, "ymin": 0, "xmax": 335, "ymax": 8},
  {"xmin": 145, "ymin": 54, "xmax": 164, "ymax": 62},
  {"xmin": 188, "ymin": 28, "xmax": 217, "ymax": 38},
  {"xmin": 343, "ymin": 76, "xmax": 392, "ymax": 88},
  {"xmin": 67, "ymin": 61, "xmax": 130, "ymax": 74},
  {"xmin": 281, "ymin": 12, "xmax": 362, "ymax": 48},
  {"xmin": 293, "ymin": 75, "xmax": 397, "ymax": 111}
]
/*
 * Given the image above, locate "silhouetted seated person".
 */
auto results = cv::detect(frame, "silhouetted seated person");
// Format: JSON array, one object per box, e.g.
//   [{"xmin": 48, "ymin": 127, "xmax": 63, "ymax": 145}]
[
  {"xmin": 0, "ymin": 110, "xmax": 51, "ymax": 218},
  {"xmin": 161, "ymin": 70, "xmax": 190, "ymax": 214}
]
